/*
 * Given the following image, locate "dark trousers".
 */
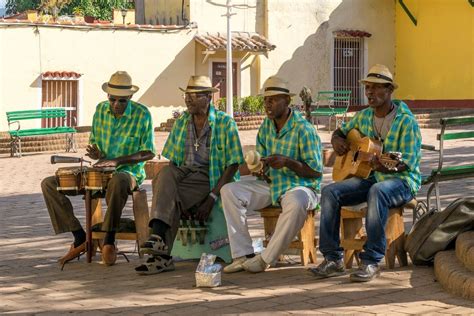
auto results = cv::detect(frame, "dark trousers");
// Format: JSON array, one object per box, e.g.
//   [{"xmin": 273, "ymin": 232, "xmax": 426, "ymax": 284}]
[
  {"xmin": 41, "ymin": 172, "xmax": 136, "ymax": 234},
  {"xmin": 150, "ymin": 164, "xmax": 210, "ymax": 254}
]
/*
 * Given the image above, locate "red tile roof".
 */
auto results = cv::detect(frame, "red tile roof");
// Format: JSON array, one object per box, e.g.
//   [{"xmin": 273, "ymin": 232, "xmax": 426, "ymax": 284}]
[
  {"xmin": 195, "ymin": 32, "xmax": 276, "ymax": 52},
  {"xmin": 334, "ymin": 29, "xmax": 372, "ymax": 38},
  {"xmin": 42, "ymin": 71, "xmax": 82, "ymax": 79},
  {"xmin": 0, "ymin": 18, "xmax": 196, "ymax": 31}
]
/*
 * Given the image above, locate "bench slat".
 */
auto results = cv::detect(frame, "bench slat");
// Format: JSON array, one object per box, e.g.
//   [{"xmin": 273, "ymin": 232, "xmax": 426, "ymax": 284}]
[
  {"xmin": 7, "ymin": 109, "xmax": 67, "ymax": 122},
  {"xmin": 438, "ymin": 131, "xmax": 474, "ymax": 141},
  {"xmin": 9, "ymin": 127, "xmax": 76, "ymax": 137},
  {"xmin": 440, "ymin": 116, "xmax": 474, "ymax": 126}
]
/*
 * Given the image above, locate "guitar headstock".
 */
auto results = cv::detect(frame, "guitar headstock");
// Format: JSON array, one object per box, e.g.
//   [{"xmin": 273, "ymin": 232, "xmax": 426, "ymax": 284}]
[{"xmin": 380, "ymin": 152, "xmax": 403, "ymax": 171}]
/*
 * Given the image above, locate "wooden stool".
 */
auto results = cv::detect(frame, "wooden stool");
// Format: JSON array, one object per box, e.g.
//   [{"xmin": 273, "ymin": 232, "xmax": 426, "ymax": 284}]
[
  {"xmin": 340, "ymin": 199, "xmax": 417, "ymax": 269},
  {"xmin": 91, "ymin": 188, "xmax": 150, "ymax": 258},
  {"xmin": 257, "ymin": 206, "xmax": 317, "ymax": 266}
]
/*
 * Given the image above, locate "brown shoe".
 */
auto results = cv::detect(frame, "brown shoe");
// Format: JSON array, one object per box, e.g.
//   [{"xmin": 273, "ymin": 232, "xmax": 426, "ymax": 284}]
[
  {"xmin": 58, "ymin": 242, "xmax": 86, "ymax": 265},
  {"xmin": 102, "ymin": 244, "xmax": 117, "ymax": 266}
]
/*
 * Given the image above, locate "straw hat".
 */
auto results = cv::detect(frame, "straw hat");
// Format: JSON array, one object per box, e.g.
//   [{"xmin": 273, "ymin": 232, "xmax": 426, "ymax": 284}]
[
  {"xmin": 359, "ymin": 64, "xmax": 398, "ymax": 89},
  {"xmin": 179, "ymin": 75, "xmax": 219, "ymax": 93},
  {"xmin": 244, "ymin": 150, "xmax": 263, "ymax": 173},
  {"xmin": 102, "ymin": 71, "xmax": 139, "ymax": 96},
  {"xmin": 261, "ymin": 76, "xmax": 296, "ymax": 97}
]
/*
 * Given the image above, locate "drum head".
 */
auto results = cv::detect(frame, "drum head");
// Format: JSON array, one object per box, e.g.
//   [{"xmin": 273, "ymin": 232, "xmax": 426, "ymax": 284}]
[{"xmin": 56, "ymin": 166, "xmax": 88, "ymax": 175}]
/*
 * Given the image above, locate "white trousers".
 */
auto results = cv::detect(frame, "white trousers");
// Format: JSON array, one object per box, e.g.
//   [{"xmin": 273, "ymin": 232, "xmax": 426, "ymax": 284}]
[{"xmin": 221, "ymin": 176, "xmax": 319, "ymax": 264}]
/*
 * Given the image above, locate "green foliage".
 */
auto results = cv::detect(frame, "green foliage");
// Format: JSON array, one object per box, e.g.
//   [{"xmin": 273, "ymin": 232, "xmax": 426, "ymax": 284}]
[
  {"xmin": 5, "ymin": 0, "xmax": 134, "ymax": 20},
  {"xmin": 215, "ymin": 95, "xmax": 264, "ymax": 116},
  {"xmin": 66, "ymin": 0, "xmax": 133, "ymax": 20},
  {"xmin": 6, "ymin": 0, "xmax": 41, "ymax": 15}
]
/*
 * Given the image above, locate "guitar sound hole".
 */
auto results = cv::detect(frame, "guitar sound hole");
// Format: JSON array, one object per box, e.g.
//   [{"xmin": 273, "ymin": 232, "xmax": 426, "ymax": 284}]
[{"xmin": 352, "ymin": 151, "xmax": 359, "ymax": 162}]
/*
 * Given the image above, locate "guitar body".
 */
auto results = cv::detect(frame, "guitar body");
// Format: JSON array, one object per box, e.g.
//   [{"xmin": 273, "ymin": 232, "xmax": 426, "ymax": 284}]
[{"xmin": 332, "ymin": 129, "xmax": 383, "ymax": 182}]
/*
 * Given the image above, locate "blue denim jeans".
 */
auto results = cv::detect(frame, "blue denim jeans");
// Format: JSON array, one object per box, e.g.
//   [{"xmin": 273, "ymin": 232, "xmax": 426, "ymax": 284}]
[{"xmin": 319, "ymin": 176, "xmax": 413, "ymax": 264}]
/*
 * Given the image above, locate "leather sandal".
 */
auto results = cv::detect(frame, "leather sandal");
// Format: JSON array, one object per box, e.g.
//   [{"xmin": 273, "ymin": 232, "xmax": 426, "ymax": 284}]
[
  {"xmin": 102, "ymin": 244, "xmax": 117, "ymax": 266},
  {"xmin": 58, "ymin": 242, "xmax": 86, "ymax": 266}
]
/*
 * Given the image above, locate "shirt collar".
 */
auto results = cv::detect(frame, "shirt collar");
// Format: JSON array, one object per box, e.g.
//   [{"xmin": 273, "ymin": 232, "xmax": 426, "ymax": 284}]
[
  {"xmin": 107, "ymin": 100, "xmax": 132, "ymax": 118},
  {"xmin": 182, "ymin": 103, "xmax": 216, "ymax": 127},
  {"xmin": 273, "ymin": 109, "xmax": 295, "ymax": 137}
]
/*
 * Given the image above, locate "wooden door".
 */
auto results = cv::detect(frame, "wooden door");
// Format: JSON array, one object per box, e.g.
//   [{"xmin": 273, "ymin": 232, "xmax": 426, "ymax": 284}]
[{"xmin": 211, "ymin": 62, "xmax": 237, "ymax": 101}]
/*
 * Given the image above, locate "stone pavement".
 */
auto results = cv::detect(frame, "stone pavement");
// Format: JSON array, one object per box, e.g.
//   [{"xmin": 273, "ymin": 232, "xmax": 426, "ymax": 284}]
[{"xmin": 1, "ymin": 128, "xmax": 473, "ymax": 315}]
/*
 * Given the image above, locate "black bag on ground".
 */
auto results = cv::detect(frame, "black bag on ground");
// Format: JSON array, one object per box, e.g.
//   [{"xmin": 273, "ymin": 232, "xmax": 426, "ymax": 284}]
[{"xmin": 405, "ymin": 197, "xmax": 474, "ymax": 265}]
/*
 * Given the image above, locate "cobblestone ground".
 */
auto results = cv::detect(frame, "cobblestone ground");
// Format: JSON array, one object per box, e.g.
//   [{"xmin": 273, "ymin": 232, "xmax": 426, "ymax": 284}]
[{"xmin": 1, "ymin": 129, "xmax": 473, "ymax": 315}]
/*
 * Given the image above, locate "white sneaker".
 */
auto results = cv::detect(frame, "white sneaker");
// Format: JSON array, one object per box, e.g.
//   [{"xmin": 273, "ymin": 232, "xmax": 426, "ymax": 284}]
[
  {"xmin": 223, "ymin": 256, "xmax": 248, "ymax": 273},
  {"xmin": 242, "ymin": 254, "xmax": 269, "ymax": 273}
]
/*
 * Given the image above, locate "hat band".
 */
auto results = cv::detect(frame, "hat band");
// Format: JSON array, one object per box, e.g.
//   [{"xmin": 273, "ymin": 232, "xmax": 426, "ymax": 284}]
[
  {"xmin": 186, "ymin": 85, "xmax": 213, "ymax": 90},
  {"xmin": 265, "ymin": 87, "xmax": 290, "ymax": 93},
  {"xmin": 367, "ymin": 73, "xmax": 393, "ymax": 82},
  {"xmin": 108, "ymin": 83, "xmax": 133, "ymax": 89}
]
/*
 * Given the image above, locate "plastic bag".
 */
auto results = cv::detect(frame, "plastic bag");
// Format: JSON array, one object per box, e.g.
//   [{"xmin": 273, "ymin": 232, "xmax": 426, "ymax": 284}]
[{"xmin": 195, "ymin": 253, "xmax": 222, "ymax": 287}]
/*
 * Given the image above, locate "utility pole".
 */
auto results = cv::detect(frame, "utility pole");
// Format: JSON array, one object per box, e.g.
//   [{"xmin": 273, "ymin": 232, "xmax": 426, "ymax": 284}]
[{"xmin": 222, "ymin": 0, "xmax": 236, "ymax": 117}]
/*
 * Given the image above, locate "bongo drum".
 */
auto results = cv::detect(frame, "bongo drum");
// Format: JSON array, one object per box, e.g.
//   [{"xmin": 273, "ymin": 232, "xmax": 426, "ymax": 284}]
[
  {"xmin": 85, "ymin": 167, "xmax": 115, "ymax": 190},
  {"xmin": 56, "ymin": 166, "xmax": 87, "ymax": 193}
]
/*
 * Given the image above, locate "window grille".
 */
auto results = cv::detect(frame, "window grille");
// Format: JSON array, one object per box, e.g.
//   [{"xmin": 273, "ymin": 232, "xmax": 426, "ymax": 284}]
[
  {"xmin": 333, "ymin": 37, "xmax": 365, "ymax": 105},
  {"xmin": 41, "ymin": 80, "xmax": 78, "ymax": 128}
]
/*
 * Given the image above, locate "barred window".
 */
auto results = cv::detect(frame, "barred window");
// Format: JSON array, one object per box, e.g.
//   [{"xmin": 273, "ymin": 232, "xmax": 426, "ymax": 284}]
[{"xmin": 333, "ymin": 37, "xmax": 365, "ymax": 105}]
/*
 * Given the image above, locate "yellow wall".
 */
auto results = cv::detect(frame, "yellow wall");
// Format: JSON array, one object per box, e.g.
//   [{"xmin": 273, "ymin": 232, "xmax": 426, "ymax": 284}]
[
  {"xmin": 144, "ymin": 0, "xmax": 190, "ymax": 25},
  {"xmin": 112, "ymin": 9, "xmax": 136, "ymax": 25},
  {"xmin": 395, "ymin": 0, "xmax": 474, "ymax": 100}
]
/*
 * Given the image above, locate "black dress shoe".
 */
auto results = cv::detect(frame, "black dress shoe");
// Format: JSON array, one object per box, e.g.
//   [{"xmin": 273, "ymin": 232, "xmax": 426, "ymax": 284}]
[{"xmin": 350, "ymin": 263, "xmax": 380, "ymax": 282}]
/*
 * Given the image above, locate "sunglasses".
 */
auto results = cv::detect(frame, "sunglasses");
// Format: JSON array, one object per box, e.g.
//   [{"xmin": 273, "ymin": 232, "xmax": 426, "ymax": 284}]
[
  {"xmin": 184, "ymin": 92, "xmax": 210, "ymax": 99},
  {"xmin": 108, "ymin": 97, "xmax": 129, "ymax": 104}
]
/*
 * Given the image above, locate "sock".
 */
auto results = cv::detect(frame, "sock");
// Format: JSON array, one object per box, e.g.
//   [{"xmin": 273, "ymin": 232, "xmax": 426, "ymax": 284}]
[
  {"xmin": 72, "ymin": 229, "xmax": 86, "ymax": 248},
  {"xmin": 151, "ymin": 219, "xmax": 170, "ymax": 243},
  {"xmin": 246, "ymin": 253, "xmax": 256, "ymax": 258},
  {"xmin": 104, "ymin": 231, "xmax": 116, "ymax": 246}
]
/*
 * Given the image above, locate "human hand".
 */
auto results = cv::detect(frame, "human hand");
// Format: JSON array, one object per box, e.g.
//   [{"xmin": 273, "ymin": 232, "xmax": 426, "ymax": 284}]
[
  {"xmin": 195, "ymin": 196, "xmax": 215, "ymax": 223},
  {"xmin": 332, "ymin": 136, "xmax": 350, "ymax": 156},
  {"xmin": 86, "ymin": 144, "xmax": 104, "ymax": 160},
  {"xmin": 93, "ymin": 159, "xmax": 119, "ymax": 168},
  {"xmin": 262, "ymin": 155, "xmax": 288, "ymax": 169}
]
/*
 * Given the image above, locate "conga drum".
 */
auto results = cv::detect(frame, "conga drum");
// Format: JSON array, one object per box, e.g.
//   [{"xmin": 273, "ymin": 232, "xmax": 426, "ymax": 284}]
[
  {"xmin": 85, "ymin": 167, "xmax": 115, "ymax": 190},
  {"xmin": 56, "ymin": 166, "xmax": 87, "ymax": 193}
]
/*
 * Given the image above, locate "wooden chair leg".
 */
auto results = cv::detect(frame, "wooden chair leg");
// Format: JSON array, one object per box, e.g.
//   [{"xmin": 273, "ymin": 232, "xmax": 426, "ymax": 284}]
[
  {"xmin": 132, "ymin": 189, "xmax": 150, "ymax": 249},
  {"xmin": 384, "ymin": 207, "xmax": 407, "ymax": 268}
]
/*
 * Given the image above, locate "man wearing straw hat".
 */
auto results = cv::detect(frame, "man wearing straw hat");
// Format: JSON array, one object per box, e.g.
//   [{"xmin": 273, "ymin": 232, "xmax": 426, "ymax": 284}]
[
  {"xmin": 310, "ymin": 64, "xmax": 421, "ymax": 282},
  {"xmin": 41, "ymin": 71, "xmax": 155, "ymax": 266},
  {"xmin": 220, "ymin": 76, "xmax": 323, "ymax": 274},
  {"xmin": 134, "ymin": 75, "xmax": 244, "ymax": 274}
]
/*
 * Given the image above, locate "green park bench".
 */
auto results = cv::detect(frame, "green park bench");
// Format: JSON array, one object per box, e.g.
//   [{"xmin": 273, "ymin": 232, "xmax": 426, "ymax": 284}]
[
  {"xmin": 6, "ymin": 108, "xmax": 77, "ymax": 157},
  {"xmin": 310, "ymin": 90, "xmax": 352, "ymax": 132},
  {"xmin": 417, "ymin": 116, "xmax": 474, "ymax": 219}
]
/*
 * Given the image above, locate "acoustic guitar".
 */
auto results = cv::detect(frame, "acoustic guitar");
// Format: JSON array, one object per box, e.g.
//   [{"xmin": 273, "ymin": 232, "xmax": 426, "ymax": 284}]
[{"xmin": 332, "ymin": 129, "xmax": 402, "ymax": 182}]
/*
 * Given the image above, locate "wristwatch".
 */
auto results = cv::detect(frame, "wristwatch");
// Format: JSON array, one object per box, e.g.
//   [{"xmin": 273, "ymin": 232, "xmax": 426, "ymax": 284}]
[{"xmin": 209, "ymin": 192, "xmax": 218, "ymax": 201}]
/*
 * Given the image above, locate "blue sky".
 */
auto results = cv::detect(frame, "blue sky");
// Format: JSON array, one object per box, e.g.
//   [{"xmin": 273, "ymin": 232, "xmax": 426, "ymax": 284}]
[{"xmin": 0, "ymin": 0, "xmax": 5, "ymax": 8}]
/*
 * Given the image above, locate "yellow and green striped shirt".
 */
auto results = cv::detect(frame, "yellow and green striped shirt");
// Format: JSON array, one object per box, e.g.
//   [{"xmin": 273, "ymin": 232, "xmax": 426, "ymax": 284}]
[
  {"xmin": 162, "ymin": 104, "xmax": 244, "ymax": 189},
  {"xmin": 257, "ymin": 110, "xmax": 323, "ymax": 205},
  {"xmin": 340, "ymin": 100, "xmax": 421, "ymax": 195},
  {"xmin": 89, "ymin": 100, "xmax": 156, "ymax": 185}
]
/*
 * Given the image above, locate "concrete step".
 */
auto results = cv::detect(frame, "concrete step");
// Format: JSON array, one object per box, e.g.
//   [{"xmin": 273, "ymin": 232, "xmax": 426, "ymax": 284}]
[
  {"xmin": 455, "ymin": 231, "xmax": 474, "ymax": 272},
  {"xmin": 434, "ymin": 250, "xmax": 474, "ymax": 300},
  {"xmin": 414, "ymin": 109, "xmax": 474, "ymax": 120},
  {"xmin": 0, "ymin": 132, "xmax": 90, "ymax": 154}
]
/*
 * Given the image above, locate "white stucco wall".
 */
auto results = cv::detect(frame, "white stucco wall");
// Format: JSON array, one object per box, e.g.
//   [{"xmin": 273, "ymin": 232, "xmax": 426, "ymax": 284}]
[
  {"xmin": 0, "ymin": 25, "xmax": 195, "ymax": 130},
  {"xmin": 259, "ymin": 0, "xmax": 394, "ymax": 99},
  {"xmin": 189, "ymin": 0, "xmax": 259, "ymax": 33}
]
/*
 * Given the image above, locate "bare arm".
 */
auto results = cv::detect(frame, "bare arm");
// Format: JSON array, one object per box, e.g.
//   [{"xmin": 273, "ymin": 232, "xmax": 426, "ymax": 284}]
[{"xmin": 263, "ymin": 155, "xmax": 321, "ymax": 179}]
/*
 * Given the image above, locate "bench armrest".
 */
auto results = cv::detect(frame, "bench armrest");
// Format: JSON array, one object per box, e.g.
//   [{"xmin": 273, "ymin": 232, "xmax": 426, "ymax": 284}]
[
  {"xmin": 8, "ymin": 120, "xmax": 20, "ymax": 132},
  {"xmin": 421, "ymin": 144, "xmax": 436, "ymax": 151}
]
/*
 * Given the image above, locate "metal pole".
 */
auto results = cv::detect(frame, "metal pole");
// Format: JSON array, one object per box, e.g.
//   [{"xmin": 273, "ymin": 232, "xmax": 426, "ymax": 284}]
[{"xmin": 225, "ymin": 0, "xmax": 234, "ymax": 117}]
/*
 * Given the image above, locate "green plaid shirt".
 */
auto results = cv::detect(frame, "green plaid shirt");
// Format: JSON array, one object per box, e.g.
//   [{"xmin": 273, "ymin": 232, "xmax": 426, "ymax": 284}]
[
  {"xmin": 89, "ymin": 100, "xmax": 156, "ymax": 186},
  {"xmin": 162, "ymin": 105, "xmax": 244, "ymax": 189},
  {"xmin": 257, "ymin": 110, "xmax": 323, "ymax": 205},
  {"xmin": 340, "ymin": 100, "xmax": 422, "ymax": 195}
]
